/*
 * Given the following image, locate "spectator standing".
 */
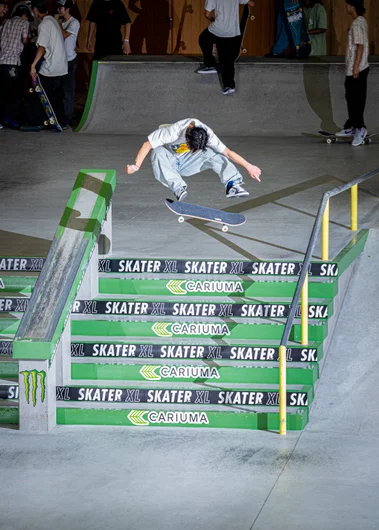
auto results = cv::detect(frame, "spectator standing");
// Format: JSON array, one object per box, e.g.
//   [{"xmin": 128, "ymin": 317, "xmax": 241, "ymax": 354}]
[
  {"xmin": 336, "ymin": 0, "xmax": 369, "ymax": 146},
  {"xmin": 0, "ymin": 0, "xmax": 8, "ymax": 25},
  {"xmin": 303, "ymin": 0, "xmax": 327, "ymax": 56},
  {"xmin": 0, "ymin": 5, "xmax": 30, "ymax": 128},
  {"xmin": 30, "ymin": 0, "xmax": 67, "ymax": 126},
  {"xmin": 56, "ymin": 0, "xmax": 80, "ymax": 125},
  {"xmin": 197, "ymin": 0, "xmax": 255, "ymax": 96},
  {"xmin": 86, "ymin": 0, "xmax": 131, "ymax": 60}
]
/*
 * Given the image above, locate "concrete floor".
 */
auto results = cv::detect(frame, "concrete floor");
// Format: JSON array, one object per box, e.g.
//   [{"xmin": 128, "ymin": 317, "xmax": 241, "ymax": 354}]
[{"xmin": 1, "ymin": 129, "xmax": 379, "ymax": 529}]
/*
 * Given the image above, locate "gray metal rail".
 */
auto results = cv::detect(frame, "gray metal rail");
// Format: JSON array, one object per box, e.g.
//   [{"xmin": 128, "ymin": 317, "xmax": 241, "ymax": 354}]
[{"xmin": 280, "ymin": 166, "xmax": 379, "ymax": 347}]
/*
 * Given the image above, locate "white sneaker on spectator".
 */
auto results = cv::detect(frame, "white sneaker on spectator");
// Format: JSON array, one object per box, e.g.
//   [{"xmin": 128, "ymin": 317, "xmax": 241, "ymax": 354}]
[
  {"xmin": 335, "ymin": 127, "xmax": 354, "ymax": 137},
  {"xmin": 352, "ymin": 127, "xmax": 367, "ymax": 147},
  {"xmin": 196, "ymin": 66, "xmax": 217, "ymax": 74}
]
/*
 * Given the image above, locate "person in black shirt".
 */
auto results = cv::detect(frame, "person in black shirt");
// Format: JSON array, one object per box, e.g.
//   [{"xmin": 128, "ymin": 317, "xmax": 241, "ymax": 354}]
[{"xmin": 86, "ymin": 0, "xmax": 131, "ymax": 59}]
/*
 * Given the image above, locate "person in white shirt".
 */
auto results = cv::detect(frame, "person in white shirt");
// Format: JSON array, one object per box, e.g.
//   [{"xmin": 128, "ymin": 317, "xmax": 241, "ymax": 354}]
[
  {"xmin": 56, "ymin": 0, "xmax": 79, "ymax": 125},
  {"xmin": 30, "ymin": 0, "xmax": 67, "ymax": 127},
  {"xmin": 336, "ymin": 0, "xmax": 369, "ymax": 147},
  {"xmin": 197, "ymin": 0, "xmax": 255, "ymax": 95},
  {"xmin": 125, "ymin": 119, "xmax": 261, "ymax": 201}
]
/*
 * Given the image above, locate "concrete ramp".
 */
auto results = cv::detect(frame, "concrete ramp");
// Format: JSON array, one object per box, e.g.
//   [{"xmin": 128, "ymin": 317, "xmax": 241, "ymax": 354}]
[{"xmin": 77, "ymin": 58, "xmax": 379, "ymax": 136}]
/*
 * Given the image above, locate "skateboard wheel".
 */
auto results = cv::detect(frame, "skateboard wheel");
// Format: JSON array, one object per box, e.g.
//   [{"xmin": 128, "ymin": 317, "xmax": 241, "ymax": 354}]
[
  {"xmin": 365, "ymin": 138, "xmax": 371, "ymax": 144},
  {"xmin": 29, "ymin": 88, "xmax": 34, "ymax": 93},
  {"xmin": 222, "ymin": 225, "xmax": 228, "ymax": 233},
  {"xmin": 44, "ymin": 120, "xmax": 49, "ymax": 126},
  {"xmin": 332, "ymin": 137, "xmax": 337, "ymax": 143},
  {"xmin": 35, "ymin": 86, "xmax": 42, "ymax": 93},
  {"xmin": 326, "ymin": 138, "xmax": 332, "ymax": 144},
  {"xmin": 242, "ymin": 48, "xmax": 247, "ymax": 54},
  {"xmin": 250, "ymin": 15, "xmax": 255, "ymax": 20},
  {"xmin": 178, "ymin": 216, "xmax": 185, "ymax": 223}
]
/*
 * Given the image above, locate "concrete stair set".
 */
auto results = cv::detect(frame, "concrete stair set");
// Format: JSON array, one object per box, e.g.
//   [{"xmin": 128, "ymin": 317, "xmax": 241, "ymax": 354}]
[{"xmin": 0, "ymin": 238, "xmax": 366, "ymax": 431}]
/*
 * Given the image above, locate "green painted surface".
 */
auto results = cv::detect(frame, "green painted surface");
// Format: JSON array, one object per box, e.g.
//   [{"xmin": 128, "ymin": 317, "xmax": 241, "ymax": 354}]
[
  {"xmin": 0, "ymin": 319, "xmax": 20, "ymax": 336},
  {"xmin": 75, "ymin": 61, "xmax": 99, "ymax": 133},
  {"xmin": 99, "ymin": 278, "xmax": 338, "ymax": 299},
  {"xmin": 13, "ymin": 169, "xmax": 116, "ymax": 360},
  {"xmin": 0, "ymin": 361, "xmax": 18, "ymax": 378},
  {"xmin": 0, "ymin": 407, "xmax": 18, "ymax": 424},
  {"xmin": 71, "ymin": 319, "xmax": 328, "ymax": 342},
  {"xmin": 0, "ymin": 276, "xmax": 36, "ymax": 294},
  {"xmin": 56, "ymin": 407, "xmax": 308, "ymax": 430},
  {"xmin": 71, "ymin": 362, "xmax": 319, "ymax": 385},
  {"xmin": 335, "ymin": 229, "xmax": 369, "ymax": 276}
]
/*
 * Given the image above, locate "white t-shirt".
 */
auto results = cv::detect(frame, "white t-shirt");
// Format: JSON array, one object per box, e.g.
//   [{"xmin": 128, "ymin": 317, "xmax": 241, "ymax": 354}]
[
  {"xmin": 205, "ymin": 0, "xmax": 248, "ymax": 38},
  {"xmin": 346, "ymin": 16, "xmax": 369, "ymax": 76},
  {"xmin": 148, "ymin": 119, "xmax": 227, "ymax": 156},
  {"xmin": 37, "ymin": 16, "xmax": 67, "ymax": 77},
  {"xmin": 62, "ymin": 16, "xmax": 80, "ymax": 62}
]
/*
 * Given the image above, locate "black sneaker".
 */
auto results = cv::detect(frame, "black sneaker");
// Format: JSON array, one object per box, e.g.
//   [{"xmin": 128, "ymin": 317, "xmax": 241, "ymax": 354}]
[
  {"xmin": 221, "ymin": 87, "xmax": 236, "ymax": 96},
  {"xmin": 226, "ymin": 182, "xmax": 249, "ymax": 199},
  {"xmin": 196, "ymin": 66, "xmax": 217, "ymax": 74},
  {"xmin": 175, "ymin": 187, "xmax": 188, "ymax": 202}
]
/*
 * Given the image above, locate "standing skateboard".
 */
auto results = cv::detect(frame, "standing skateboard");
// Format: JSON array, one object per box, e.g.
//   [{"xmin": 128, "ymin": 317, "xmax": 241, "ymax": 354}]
[
  {"xmin": 29, "ymin": 74, "xmax": 62, "ymax": 132},
  {"xmin": 319, "ymin": 131, "xmax": 377, "ymax": 145},
  {"xmin": 165, "ymin": 199, "xmax": 246, "ymax": 232},
  {"xmin": 284, "ymin": 0, "xmax": 311, "ymax": 58},
  {"xmin": 236, "ymin": 4, "xmax": 255, "ymax": 60}
]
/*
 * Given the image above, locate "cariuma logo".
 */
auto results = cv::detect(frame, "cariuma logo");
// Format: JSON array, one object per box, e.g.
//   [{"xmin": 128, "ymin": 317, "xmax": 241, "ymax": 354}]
[{"xmin": 20, "ymin": 370, "xmax": 46, "ymax": 407}]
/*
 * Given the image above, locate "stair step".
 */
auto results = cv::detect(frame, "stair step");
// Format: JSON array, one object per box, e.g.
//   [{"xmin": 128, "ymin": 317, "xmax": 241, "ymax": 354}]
[
  {"xmin": 56, "ymin": 406, "xmax": 309, "ymax": 430},
  {"xmin": 99, "ymin": 258, "xmax": 338, "ymax": 277},
  {"xmin": 98, "ymin": 277, "xmax": 337, "ymax": 299},
  {"xmin": 55, "ymin": 384, "xmax": 313, "ymax": 407},
  {"xmin": 71, "ymin": 362, "xmax": 318, "ymax": 385},
  {"xmin": 71, "ymin": 319, "xmax": 328, "ymax": 342},
  {"xmin": 71, "ymin": 299, "xmax": 331, "ymax": 319}
]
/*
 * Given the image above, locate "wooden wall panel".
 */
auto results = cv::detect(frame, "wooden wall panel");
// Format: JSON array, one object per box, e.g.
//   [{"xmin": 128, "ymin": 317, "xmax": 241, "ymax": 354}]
[{"xmin": 73, "ymin": 0, "xmax": 378, "ymax": 57}]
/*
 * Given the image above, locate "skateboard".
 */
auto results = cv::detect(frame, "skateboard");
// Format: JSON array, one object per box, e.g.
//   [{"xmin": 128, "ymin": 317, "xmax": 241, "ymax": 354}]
[
  {"xmin": 29, "ymin": 74, "xmax": 62, "ymax": 132},
  {"xmin": 284, "ymin": 0, "xmax": 311, "ymax": 58},
  {"xmin": 236, "ymin": 4, "xmax": 255, "ymax": 60},
  {"xmin": 319, "ymin": 131, "xmax": 378, "ymax": 145},
  {"xmin": 174, "ymin": 0, "xmax": 194, "ymax": 54},
  {"xmin": 165, "ymin": 199, "xmax": 246, "ymax": 232}
]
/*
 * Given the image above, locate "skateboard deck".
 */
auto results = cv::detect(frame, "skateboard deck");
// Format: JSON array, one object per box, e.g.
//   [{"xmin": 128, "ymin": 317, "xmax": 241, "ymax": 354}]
[
  {"xmin": 284, "ymin": 0, "xmax": 311, "ymax": 58},
  {"xmin": 319, "ymin": 131, "xmax": 377, "ymax": 145},
  {"xmin": 29, "ymin": 74, "xmax": 62, "ymax": 132},
  {"xmin": 236, "ymin": 4, "xmax": 255, "ymax": 60},
  {"xmin": 165, "ymin": 199, "xmax": 246, "ymax": 232}
]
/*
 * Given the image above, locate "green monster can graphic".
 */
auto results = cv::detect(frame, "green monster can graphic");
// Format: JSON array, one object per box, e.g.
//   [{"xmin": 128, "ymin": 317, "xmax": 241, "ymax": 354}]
[{"xmin": 20, "ymin": 370, "xmax": 46, "ymax": 407}]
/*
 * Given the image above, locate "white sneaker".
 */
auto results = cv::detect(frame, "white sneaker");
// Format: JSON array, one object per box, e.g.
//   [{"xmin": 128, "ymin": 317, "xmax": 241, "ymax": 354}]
[
  {"xmin": 196, "ymin": 66, "xmax": 217, "ymax": 74},
  {"xmin": 221, "ymin": 87, "xmax": 236, "ymax": 96},
  {"xmin": 174, "ymin": 186, "xmax": 188, "ymax": 202},
  {"xmin": 0, "ymin": 124, "xmax": 3, "ymax": 129},
  {"xmin": 352, "ymin": 127, "xmax": 367, "ymax": 147},
  {"xmin": 226, "ymin": 182, "xmax": 249, "ymax": 198},
  {"xmin": 335, "ymin": 128, "xmax": 353, "ymax": 138}
]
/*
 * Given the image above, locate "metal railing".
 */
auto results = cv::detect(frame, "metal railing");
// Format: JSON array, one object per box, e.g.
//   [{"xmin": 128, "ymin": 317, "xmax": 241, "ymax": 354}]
[{"xmin": 279, "ymin": 167, "xmax": 379, "ymax": 435}]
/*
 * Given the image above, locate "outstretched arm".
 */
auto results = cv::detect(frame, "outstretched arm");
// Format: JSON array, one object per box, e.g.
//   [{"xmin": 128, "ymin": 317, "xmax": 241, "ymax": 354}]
[
  {"xmin": 223, "ymin": 148, "xmax": 261, "ymax": 182},
  {"xmin": 125, "ymin": 141, "xmax": 152, "ymax": 174}
]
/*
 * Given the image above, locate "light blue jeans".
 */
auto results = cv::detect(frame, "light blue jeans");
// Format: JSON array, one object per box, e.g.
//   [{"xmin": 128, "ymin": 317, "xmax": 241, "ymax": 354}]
[{"xmin": 151, "ymin": 146, "xmax": 243, "ymax": 193}]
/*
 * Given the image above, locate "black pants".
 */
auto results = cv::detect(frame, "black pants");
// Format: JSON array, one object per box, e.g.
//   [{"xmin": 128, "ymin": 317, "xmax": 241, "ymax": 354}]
[
  {"xmin": 0, "ymin": 65, "xmax": 23, "ymax": 123},
  {"xmin": 344, "ymin": 67, "xmax": 369, "ymax": 129},
  {"xmin": 199, "ymin": 28, "xmax": 241, "ymax": 89},
  {"xmin": 39, "ymin": 74, "xmax": 65, "ymax": 126},
  {"xmin": 62, "ymin": 57, "xmax": 77, "ymax": 124}
]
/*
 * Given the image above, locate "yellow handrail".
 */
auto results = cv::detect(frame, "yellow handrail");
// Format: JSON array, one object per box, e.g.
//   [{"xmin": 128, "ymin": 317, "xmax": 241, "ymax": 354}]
[{"xmin": 351, "ymin": 185, "xmax": 358, "ymax": 231}]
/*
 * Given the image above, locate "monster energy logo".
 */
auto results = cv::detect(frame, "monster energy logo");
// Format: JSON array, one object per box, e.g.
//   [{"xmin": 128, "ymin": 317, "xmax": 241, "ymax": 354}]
[{"xmin": 20, "ymin": 370, "xmax": 46, "ymax": 407}]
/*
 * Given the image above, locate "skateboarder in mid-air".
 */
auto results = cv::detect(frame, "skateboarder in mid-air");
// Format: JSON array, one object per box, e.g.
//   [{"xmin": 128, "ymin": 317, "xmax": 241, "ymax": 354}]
[
  {"xmin": 335, "ymin": 0, "xmax": 370, "ymax": 147},
  {"xmin": 197, "ymin": 0, "xmax": 255, "ymax": 95},
  {"xmin": 125, "ymin": 118, "xmax": 261, "ymax": 201}
]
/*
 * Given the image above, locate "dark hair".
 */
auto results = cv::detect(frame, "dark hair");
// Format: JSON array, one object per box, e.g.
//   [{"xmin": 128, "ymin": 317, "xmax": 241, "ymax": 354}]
[
  {"xmin": 13, "ymin": 5, "xmax": 32, "ymax": 18},
  {"xmin": 185, "ymin": 126, "xmax": 209, "ymax": 152},
  {"xmin": 31, "ymin": 0, "xmax": 47, "ymax": 12},
  {"xmin": 345, "ymin": 0, "xmax": 366, "ymax": 15}
]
